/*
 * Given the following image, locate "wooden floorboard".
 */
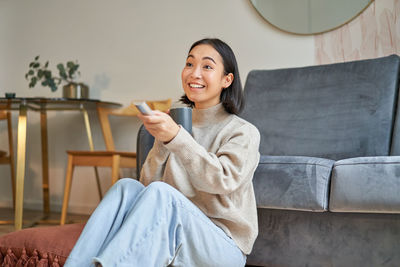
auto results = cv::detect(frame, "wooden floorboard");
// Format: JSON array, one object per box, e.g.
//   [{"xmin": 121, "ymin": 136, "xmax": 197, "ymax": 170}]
[{"xmin": 0, "ymin": 207, "xmax": 90, "ymax": 236}]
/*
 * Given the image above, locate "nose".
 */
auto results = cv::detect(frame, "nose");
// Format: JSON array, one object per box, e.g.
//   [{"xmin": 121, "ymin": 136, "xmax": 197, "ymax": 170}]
[{"xmin": 190, "ymin": 65, "xmax": 202, "ymax": 79}]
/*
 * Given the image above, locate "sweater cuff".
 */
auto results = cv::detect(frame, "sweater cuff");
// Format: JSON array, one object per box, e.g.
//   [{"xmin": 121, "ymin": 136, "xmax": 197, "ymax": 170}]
[
  {"xmin": 164, "ymin": 126, "xmax": 193, "ymax": 152},
  {"xmin": 153, "ymin": 139, "xmax": 169, "ymax": 155}
]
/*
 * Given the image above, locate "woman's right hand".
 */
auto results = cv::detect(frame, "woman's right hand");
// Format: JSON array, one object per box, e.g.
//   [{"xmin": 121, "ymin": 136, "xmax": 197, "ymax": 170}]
[{"xmin": 138, "ymin": 111, "xmax": 180, "ymax": 143}]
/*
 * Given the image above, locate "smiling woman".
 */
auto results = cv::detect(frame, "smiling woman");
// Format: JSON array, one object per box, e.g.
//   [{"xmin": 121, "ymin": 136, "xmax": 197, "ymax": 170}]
[
  {"xmin": 63, "ymin": 38, "xmax": 261, "ymax": 267},
  {"xmin": 250, "ymin": 0, "xmax": 374, "ymax": 35}
]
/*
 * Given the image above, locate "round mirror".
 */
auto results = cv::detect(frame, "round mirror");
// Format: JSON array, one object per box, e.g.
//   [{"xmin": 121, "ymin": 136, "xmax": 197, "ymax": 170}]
[{"xmin": 250, "ymin": 0, "xmax": 374, "ymax": 35}]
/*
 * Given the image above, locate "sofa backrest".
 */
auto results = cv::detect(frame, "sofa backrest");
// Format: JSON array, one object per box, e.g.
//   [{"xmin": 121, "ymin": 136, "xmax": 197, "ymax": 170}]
[{"xmin": 241, "ymin": 55, "xmax": 400, "ymax": 160}]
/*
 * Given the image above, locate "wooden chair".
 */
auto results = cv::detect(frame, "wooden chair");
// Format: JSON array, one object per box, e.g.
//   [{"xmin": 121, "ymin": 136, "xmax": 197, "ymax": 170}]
[
  {"xmin": 60, "ymin": 99, "xmax": 171, "ymax": 225},
  {"xmin": 0, "ymin": 111, "xmax": 15, "ymax": 212}
]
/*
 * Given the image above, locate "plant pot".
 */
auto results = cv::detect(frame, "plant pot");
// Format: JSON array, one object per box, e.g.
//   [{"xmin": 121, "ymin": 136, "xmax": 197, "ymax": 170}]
[{"xmin": 62, "ymin": 83, "xmax": 89, "ymax": 99}]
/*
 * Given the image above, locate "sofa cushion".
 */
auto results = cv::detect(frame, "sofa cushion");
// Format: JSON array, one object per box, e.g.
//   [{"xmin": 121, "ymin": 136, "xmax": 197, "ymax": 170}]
[
  {"xmin": 330, "ymin": 156, "xmax": 400, "ymax": 213},
  {"xmin": 0, "ymin": 223, "xmax": 84, "ymax": 266},
  {"xmin": 253, "ymin": 155, "xmax": 334, "ymax": 211},
  {"xmin": 241, "ymin": 55, "xmax": 400, "ymax": 160}
]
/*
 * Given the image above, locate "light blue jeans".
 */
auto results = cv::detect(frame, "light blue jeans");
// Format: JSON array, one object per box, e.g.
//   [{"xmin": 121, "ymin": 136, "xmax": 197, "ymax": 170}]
[{"xmin": 64, "ymin": 178, "xmax": 246, "ymax": 267}]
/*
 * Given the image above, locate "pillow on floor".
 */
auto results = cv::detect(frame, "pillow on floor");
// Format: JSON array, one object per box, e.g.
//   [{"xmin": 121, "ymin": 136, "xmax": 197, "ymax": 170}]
[{"xmin": 0, "ymin": 223, "xmax": 84, "ymax": 266}]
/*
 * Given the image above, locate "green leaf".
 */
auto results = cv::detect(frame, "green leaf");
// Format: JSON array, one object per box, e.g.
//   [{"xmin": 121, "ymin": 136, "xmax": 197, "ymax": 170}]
[
  {"xmin": 60, "ymin": 72, "xmax": 67, "ymax": 80},
  {"xmin": 68, "ymin": 68, "xmax": 74, "ymax": 79},
  {"xmin": 44, "ymin": 70, "xmax": 52, "ymax": 79},
  {"xmin": 38, "ymin": 69, "xmax": 43, "ymax": 79},
  {"xmin": 49, "ymin": 79, "xmax": 57, "ymax": 92},
  {"xmin": 45, "ymin": 61, "xmax": 49, "ymax": 68},
  {"xmin": 35, "ymin": 55, "xmax": 39, "ymax": 61},
  {"xmin": 42, "ymin": 80, "xmax": 48, "ymax": 86},
  {"xmin": 57, "ymin": 64, "xmax": 67, "ymax": 80},
  {"xmin": 30, "ymin": 77, "xmax": 37, "ymax": 87},
  {"xmin": 29, "ymin": 62, "xmax": 34, "ymax": 68},
  {"xmin": 66, "ymin": 61, "xmax": 75, "ymax": 69},
  {"xmin": 28, "ymin": 70, "xmax": 34, "ymax": 75},
  {"xmin": 33, "ymin": 62, "xmax": 40, "ymax": 68}
]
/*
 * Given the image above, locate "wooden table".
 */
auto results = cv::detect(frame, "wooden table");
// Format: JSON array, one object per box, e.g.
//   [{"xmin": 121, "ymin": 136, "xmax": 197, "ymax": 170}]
[{"xmin": 0, "ymin": 97, "xmax": 121, "ymax": 230}]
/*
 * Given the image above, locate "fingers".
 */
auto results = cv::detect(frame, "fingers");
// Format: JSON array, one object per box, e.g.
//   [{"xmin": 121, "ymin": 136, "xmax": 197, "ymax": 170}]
[
  {"xmin": 138, "ymin": 110, "xmax": 165, "ymax": 124},
  {"xmin": 137, "ymin": 110, "xmax": 179, "ymax": 142}
]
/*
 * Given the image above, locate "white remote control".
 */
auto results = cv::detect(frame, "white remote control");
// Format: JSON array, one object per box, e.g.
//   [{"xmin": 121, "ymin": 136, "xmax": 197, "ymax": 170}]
[{"xmin": 134, "ymin": 101, "xmax": 154, "ymax": 115}]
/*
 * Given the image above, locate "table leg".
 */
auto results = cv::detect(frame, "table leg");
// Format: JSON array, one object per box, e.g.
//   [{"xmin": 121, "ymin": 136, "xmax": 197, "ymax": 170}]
[
  {"xmin": 14, "ymin": 105, "xmax": 27, "ymax": 230},
  {"xmin": 82, "ymin": 109, "xmax": 103, "ymax": 199},
  {"xmin": 40, "ymin": 109, "xmax": 50, "ymax": 215}
]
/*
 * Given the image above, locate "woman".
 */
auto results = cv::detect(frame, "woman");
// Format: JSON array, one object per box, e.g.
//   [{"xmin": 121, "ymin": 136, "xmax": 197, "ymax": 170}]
[{"xmin": 65, "ymin": 38, "xmax": 260, "ymax": 267}]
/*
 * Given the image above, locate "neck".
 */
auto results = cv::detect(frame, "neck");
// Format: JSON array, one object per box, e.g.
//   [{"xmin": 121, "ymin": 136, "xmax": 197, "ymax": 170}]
[{"xmin": 192, "ymin": 103, "xmax": 230, "ymax": 127}]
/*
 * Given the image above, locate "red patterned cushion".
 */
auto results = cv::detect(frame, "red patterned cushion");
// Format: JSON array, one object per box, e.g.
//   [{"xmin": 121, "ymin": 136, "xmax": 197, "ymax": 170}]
[{"xmin": 0, "ymin": 223, "xmax": 84, "ymax": 266}]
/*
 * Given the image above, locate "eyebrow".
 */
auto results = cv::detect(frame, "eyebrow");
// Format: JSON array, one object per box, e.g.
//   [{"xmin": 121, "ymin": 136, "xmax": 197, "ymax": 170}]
[{"xmin": 187, "ymin": 54, "xmax": 217, "ymax": 64}]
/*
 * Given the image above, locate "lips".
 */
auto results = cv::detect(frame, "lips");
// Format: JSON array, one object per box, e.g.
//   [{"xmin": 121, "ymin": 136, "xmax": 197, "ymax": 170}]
[{"xmin": 189, "ymin": 83, "xmax": 205, "ymax": 89}]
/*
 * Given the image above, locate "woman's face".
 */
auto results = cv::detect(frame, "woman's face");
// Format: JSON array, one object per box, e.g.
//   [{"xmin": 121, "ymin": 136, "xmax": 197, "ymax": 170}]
[{"xmin": 181, "ymin": 44, "xmax": 233, "ymax": 109}]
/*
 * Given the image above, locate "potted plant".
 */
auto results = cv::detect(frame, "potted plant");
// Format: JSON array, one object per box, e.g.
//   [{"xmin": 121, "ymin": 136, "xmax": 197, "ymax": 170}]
[{"xmin": 25, "ymin": 56, "xmax": 89, "ymax": 99}]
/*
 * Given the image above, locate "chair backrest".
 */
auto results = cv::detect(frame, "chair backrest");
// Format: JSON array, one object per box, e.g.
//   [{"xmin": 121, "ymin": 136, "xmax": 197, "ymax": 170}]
[
  {"xmin": 0, "ymin": 110, "xmax": 13, "ymax": 159},
  {"xmin": 241, "ymin": 55, "xmax": 400, "ymax": 160},
  {"xmin": 97, "ymin": 99, "xmax": 171, "ymax": 151}
]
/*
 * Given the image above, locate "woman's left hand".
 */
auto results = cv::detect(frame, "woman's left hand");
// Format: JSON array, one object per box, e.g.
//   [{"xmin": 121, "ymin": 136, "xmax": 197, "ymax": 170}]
[{"xmin": 138, "ymin": 110, "xmax": 180, "ymax": 143}]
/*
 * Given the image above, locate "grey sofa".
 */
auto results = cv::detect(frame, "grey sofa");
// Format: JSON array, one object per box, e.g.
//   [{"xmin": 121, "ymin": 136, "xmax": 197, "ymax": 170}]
[
  {"xmin": 137, "ymin": 54, "xmax": 400, "ymax": 267},
  {"xmin": 241, "ymin": 54, "xmax": 400, "ymax": 267}
]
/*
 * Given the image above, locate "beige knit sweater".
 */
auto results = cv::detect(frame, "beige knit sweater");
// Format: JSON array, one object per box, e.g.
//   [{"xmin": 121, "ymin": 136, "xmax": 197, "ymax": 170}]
[{"xmin": 139, "ymin": 103, "xmax": 260, "ymax": 255}]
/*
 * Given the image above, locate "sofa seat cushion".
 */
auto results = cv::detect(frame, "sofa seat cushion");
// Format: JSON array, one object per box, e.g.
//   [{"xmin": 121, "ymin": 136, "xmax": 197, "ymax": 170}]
[
  {"xmin": 253, "ymin": 155, "xmax": 335, "ymax": 211},
  {"xmin": 330, "ymin": 156, "xmax": 400, "ymax": 213}
]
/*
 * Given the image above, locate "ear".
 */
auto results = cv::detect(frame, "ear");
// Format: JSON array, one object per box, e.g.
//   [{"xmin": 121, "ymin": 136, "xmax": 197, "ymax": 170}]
[{"xmin": 223, "ymin": 73, "xmax": 234, "ymax": 89}]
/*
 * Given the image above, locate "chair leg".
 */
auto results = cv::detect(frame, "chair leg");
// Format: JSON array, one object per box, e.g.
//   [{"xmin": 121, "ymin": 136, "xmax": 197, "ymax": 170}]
[
  {"xmin": 111, "ymin": 155, "xmax": 121, "ymax": 185},
  {"xmin": 94, "ymin": 167, "xmax": 103, "ymax": 200},
  {"xmin": 60, "ymin": 155, "xmax": 75, "ymax": 225},
  {"xmin": 9, "ymin": 156, "xmax": 16, "ymax": 209}
]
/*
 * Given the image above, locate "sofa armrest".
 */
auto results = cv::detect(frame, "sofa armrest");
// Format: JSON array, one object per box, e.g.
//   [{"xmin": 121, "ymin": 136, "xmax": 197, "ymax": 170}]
[
  {"xmin": 136, "ymin": 124, "xmax": 154, "ymax": 178},
  {"xmin": 253, "ymin": 156, "xmax": 335, "ymax": 212},
  {"xmin": 330, "ymin": 156, "xmax": 400, "ymax": 213}
]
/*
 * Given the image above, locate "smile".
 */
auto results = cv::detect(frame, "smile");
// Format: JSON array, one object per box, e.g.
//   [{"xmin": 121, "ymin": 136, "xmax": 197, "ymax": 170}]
[{"xmin": 189, "ymin": 83, "xmax": 205, "ymax": 88}]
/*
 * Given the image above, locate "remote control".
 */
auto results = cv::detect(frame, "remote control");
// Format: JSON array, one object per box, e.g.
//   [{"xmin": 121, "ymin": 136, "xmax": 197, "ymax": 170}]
[{"xmin": 134, "ymin": 101, "xmax": 154, "ymax": 115}]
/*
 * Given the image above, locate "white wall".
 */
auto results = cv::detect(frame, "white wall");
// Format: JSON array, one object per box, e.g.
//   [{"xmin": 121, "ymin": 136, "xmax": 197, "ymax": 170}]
[{"xmin": 0, "ymin": 0, "xmax": 314, "ymax": 214}]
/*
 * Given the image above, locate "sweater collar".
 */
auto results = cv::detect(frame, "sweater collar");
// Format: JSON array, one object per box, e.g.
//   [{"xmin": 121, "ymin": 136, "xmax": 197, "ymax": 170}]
[{"xmin": 192, "ymin": 103, "xmax": 230, "ymax": 127}]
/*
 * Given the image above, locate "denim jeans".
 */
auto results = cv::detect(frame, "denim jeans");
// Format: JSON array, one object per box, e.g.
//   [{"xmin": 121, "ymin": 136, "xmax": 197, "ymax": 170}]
[{"xmin": 64, "ymin": 178, "xmax": 246, "ymax": 267}]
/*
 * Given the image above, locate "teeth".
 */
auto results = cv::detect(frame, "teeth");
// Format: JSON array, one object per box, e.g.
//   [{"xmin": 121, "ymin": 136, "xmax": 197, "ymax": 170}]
[{"xmin": 189, "ymin": 84, "xmax": 204, "ymax": 88}]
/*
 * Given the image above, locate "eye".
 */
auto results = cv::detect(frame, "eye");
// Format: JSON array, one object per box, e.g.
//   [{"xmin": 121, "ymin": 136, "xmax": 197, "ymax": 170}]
[
  {"xmin": 204, "ymin": 65, "xmax": 213, "ymax": 70},
  {"xmin": 186, "ymin": 62, "xmax": 193, "ymax": 67}
]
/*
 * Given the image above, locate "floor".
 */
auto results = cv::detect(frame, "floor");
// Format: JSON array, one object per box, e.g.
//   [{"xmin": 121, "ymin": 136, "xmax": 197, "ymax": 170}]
[
  {"xmin": 1, "ymin": 208, "xmax": 263, "ymax": 266},
  {"xmin": 0, "ymin": 207, "xmax": 90, "ymax": 236}
]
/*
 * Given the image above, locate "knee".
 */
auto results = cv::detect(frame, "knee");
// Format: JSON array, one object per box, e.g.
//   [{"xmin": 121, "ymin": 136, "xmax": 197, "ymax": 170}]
[
  {"xmin": 115, "ymin": 177, "xmax": 137, "ymax": 186},
  {"xmin": 145, "ymin": 181, "xmax": 177, "ymax": 198},
  {"xmin": 146, "ymin": 181, "xmax": 172, "ymax": 191},
  {"xmin": 113, "ymin": 178, "xmax": 144, "ymax": 193}
]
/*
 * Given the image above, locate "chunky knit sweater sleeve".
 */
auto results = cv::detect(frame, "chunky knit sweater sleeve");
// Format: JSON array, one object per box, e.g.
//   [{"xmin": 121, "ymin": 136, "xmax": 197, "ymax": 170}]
[
  {"xmin": 165, "ymin": 123, "xmax": 260, "ymax": 194},
  {"xmin": 139, "ymin": 140, "xmax": 170, "ymax": 186}
]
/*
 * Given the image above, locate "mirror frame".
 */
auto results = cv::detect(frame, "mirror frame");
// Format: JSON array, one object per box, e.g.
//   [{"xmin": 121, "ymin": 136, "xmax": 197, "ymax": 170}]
[{"xmin": 249, "ymin": 0, "xmax": 375, "ymax": 35}]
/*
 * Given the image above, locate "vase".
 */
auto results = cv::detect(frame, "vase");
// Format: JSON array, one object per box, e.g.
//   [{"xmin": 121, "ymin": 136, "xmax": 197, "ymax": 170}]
[{"xmin": 62, "ymin": 83, "xmax": 89, "ymax": 99}]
